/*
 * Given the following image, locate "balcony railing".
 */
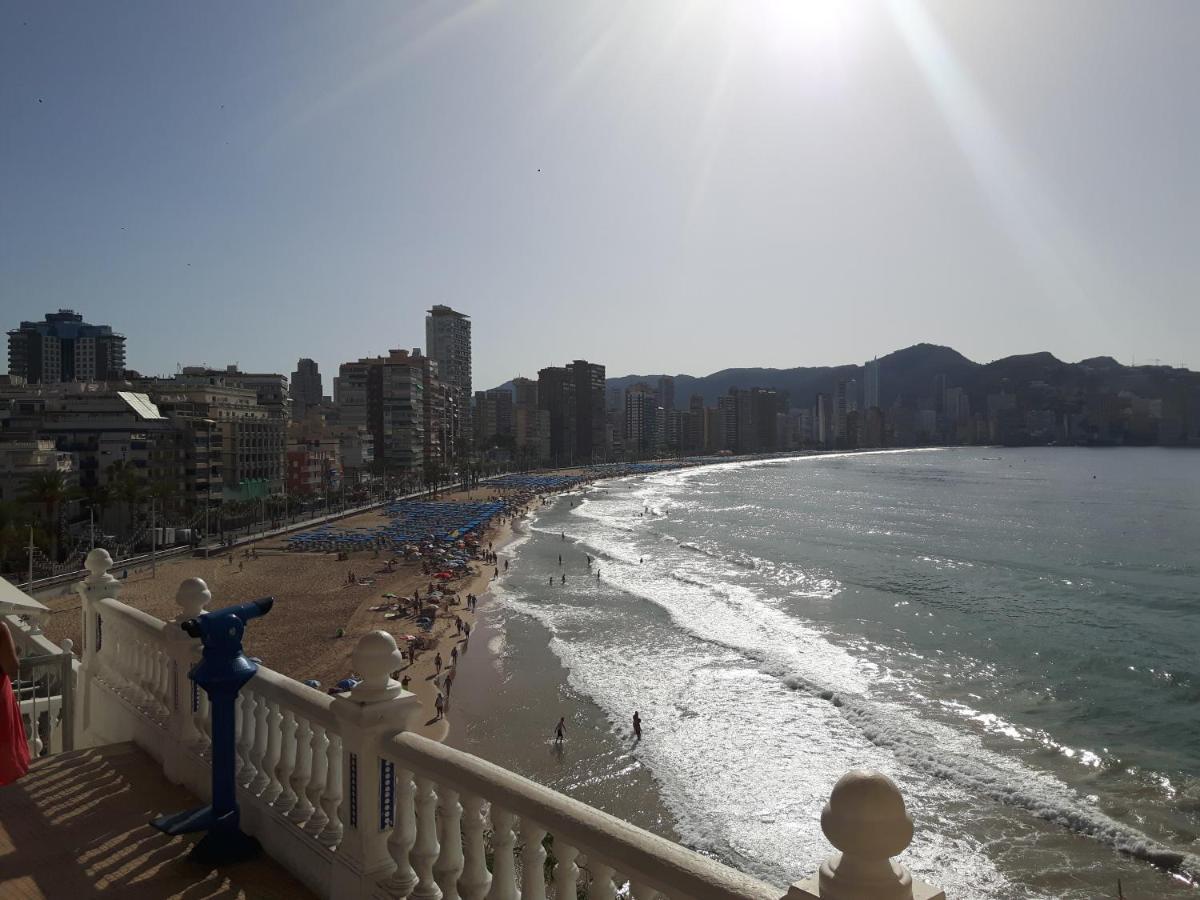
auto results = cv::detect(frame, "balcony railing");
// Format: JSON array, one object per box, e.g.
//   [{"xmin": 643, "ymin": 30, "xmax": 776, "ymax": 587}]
[{"xmin": 69, "ymin": 548, "xmax": 945, "ymax": 900}]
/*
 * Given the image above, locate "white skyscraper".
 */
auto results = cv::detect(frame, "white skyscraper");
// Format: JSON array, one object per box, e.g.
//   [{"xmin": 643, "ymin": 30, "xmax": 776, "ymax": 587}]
[{"xmin": 425, "ymin": 305, "xmax": 472, "ymax": 448}]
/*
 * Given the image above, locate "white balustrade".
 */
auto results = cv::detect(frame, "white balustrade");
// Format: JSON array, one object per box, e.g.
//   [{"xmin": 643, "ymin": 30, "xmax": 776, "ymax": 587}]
[
  {"xmin": 410, "ymin": 776, "xmax": 442, "ymax": 900},
  {"xmin": 433, "ymin": 788, "xmax": 464, "ymax": 900},
  {"xmin": 459, "ymin": 793, "xmax": 492, "ymax": 900}
]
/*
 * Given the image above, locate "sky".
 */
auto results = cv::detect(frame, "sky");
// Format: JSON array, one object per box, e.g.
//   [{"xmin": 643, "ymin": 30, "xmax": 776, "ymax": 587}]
[{"xmin": 2, "ymin": 1, "xmax": 1197, "ymax": 391}]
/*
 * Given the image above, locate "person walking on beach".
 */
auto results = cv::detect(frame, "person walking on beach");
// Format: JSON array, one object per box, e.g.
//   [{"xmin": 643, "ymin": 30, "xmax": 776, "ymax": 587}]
[
  {"xmin": 558, "ymin": 554, "xmax": 562, "ymax": 566},
  {"xmin": 554, "ymin": 717, "xmax": 566, "ymax": 744},
  {"xmin": 450, "ymin": 646, "xmax": 458, "ymax": 666},
  {"xmin": 435, "ymin": 692, "xmax": 445, "ymax": 720},
  {"xmin": 561, "ymin": 574, "xmax": 566, "ymax": 585},
  {"xmin": 633, "ymin": 711, "xmax": 642, "ymax": 741},
  {"xmin": 434, "ymin": 652, "xmax": 443, "ymax": 674},
  {"xmin": 549, "ymin": 576, "xmax": 554, "ymax": 585},
  {"xmin": 504, "ymin": 559, "xmax": 509, "ymax": 571}
]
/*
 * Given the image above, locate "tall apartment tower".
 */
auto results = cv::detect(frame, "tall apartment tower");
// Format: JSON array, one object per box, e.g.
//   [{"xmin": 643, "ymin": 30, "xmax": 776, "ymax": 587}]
[
  {"xmin": 425, "ymin": 306, "xmax": 472, "ymax": 447},
  {"xmin": 8, "ymin": 310, "xmax": 127, "ymax": 383},
  {"xmin": 291, "ymin": 358, "xmax": 323, "ymax": 420},
  {"xmin": 655, "ymin": 375, "xmax": 675, "ymax": 413},
  {"xmin": 864, "ymin": 358, "xmax": 880, "ymax": 409}
]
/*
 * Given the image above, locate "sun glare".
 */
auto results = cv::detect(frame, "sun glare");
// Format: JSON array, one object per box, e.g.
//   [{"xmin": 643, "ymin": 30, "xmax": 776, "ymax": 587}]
[{"xmin": 750, "ymin": 0, "xmax": 862, "ymax": 57}]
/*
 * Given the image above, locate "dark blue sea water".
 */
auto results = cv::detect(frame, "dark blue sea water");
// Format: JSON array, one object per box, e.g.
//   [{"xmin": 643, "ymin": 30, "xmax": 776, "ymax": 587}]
[{"xmin": 457, "ymin": 447, "xmax": 1200, "ymax": 899}]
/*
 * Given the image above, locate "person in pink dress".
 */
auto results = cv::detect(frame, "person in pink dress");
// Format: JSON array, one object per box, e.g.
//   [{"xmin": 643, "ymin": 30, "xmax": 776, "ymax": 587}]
[{"xmin": 0, "ymin": 620, "xmax": 31, "ymax": 786}]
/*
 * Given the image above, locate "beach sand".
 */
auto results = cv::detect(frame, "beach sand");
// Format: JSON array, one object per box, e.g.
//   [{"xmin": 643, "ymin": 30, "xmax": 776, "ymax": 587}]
[{"xmin": 40, "ymin": 488, "xmax": 533, "ymax": 740}]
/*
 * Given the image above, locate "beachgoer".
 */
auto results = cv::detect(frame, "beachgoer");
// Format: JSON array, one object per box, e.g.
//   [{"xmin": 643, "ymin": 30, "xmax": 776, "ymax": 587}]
[
  {"xmin": 435, "ymin": 692, "xmax": 445, "ymax": 719},
  {"xmin": 633, "ymin": 711, "xmax": 642, "ymax": 740},
  {"xmin": 549, "ymin": 576, "xmax": 553, "ymax": 585},
  {"xmin": 504, "ymin": 560, "xmax": 509, "ymax": 571},
  {"xmin": 561, "ymin": 574, "xmax": 566, "ymax": 584},
  {"xmin": 558, "ymin": 554, "xmax": 562, "ymax": 566},
  {"xmin": 401, "ymin": 675, "xmax": 411, "ymax": 690},
  {"xmin": 463, "ymin": 622, "xmax": 471, "ymax": 638},
  {"xmin": 238, "ymin": 561, "xmax": 243, "ymax": 572},
  {"xmin": 554, "ymin": 717, "xmax": 566, "ymax": 743},
  {"xmin": 450, "ymin": 646, "xmax": 458, "ymax": 665},
  {"xmin": 0, "ymin": 621, "xmax": 30, "ymax": 786},
  {"xmin": 434, "ymin": 653, "xmax": 443, "ymax": 673}
]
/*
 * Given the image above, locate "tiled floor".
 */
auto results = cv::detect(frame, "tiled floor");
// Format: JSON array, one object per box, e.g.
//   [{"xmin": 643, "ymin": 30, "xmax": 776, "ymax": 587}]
[{"xmin": 0, "ymin": 742, "xmax": 316, "ymax": 899}]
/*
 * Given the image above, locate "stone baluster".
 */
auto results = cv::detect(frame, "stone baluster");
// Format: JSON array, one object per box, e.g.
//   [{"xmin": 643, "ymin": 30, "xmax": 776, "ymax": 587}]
[
  {"xmin": 520, "ymin": 820, "xmax": 548, "ymax": 900},
  {"xmin": 76, "ymin": 549, "xmax": 119, "ymax": 706},
  {"xmin": 167, "ymin": 578, "xmax": 207, "ymax": 742},
  {"xmin": 786, "ymin": 770, "xmax": 946, "ymax": 900},
  {"xmin": 288, "ymin": 716, "xmax": 316, "ymax": 826},
  {"xmin": 587, "ymin": 860, "xmax": 615, "ymax": 900},
  {"xmin": 330, "ymin": 632, "xmax": 422, "ymax": 895},
  {"xmin": 411, "ymin": 776, "xmax": 442, "ymax": 900},
  {"xmin": 196, "ymin": 689, "xmax": 212, "ymax": 745},
  {"xmin": 319, "ymin": 734, "xmax": 344, "ymax": 848},
  {"xmin": 378, "ymin": 767, "xmax": 418, "ymax": 898},
  {"xmin": 459, "ymin": 794, "xmax": 491, "ymax": 900},
  {"xmin": 273, "ymin": 707, "xmax": 299, "ymax": 813},
  {"xmin": 303, "ymin": 724, "xmax": 330, "ymax": 837},
  {"xmin": 250, "ymin": 689, "xmax": 273, "ymax": 794},
  {"xmin": 161, "ymin": 577, "xmax": 208, "ymax": 786},
  {"xmin": 241, "ymin": 692, "xmax": 262, "ymax": 787},
  {"xmin": 433, "ymin": 788, "xmax": 464, "ymax": 900},
  {"xmin": 486, "ymin": 806, "xmax": 518, "ymax": 900},
  {"xmin": 260, "ymin": 698, "xmax": 284, "ymax": 803},
  {"xmin": 551, "ymin": 840, "xmax": 579, "ymax": 900}
]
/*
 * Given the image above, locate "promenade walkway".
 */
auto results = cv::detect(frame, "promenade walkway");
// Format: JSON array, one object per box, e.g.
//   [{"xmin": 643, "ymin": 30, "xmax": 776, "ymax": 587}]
[{"xmin": 0, "ymin": 742, "xmax": 313, "ymax": 899}]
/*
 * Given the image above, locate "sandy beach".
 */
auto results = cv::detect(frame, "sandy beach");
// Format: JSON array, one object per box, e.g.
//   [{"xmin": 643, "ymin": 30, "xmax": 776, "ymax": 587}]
[{"xmin": 39, "ymin": 486, "xmax": 538, "ymax": 740}]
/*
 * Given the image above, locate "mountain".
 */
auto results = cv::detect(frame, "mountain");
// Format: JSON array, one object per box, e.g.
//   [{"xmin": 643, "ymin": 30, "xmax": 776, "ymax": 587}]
[{"xmin": 492, "ymin": 343, "xmax": 1196, "ymax": 409}]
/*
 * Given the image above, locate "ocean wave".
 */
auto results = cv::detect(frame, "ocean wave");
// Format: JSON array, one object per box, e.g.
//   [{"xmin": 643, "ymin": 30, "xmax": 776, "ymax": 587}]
[{"xmin": 779, "ymin": 674, "xmax": 1200, "ymax": 877}]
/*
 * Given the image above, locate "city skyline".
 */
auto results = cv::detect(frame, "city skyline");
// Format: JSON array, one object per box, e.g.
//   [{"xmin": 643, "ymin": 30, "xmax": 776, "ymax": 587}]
[{"xmin": 3, "ymin": 2, "xmax": 1197, "ymax": 390}]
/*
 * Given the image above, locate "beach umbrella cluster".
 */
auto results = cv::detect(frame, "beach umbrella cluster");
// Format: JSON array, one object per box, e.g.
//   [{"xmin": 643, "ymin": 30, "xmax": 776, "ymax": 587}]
[{"xmin": 285, "ymin": 500, "xmax": 507, "ymax": 553}]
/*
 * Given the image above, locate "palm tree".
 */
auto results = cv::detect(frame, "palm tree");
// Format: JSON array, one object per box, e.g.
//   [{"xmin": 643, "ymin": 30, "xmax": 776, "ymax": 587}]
[
  {"xmin": 111, "ymin": 463, "xmax": 147, "ymax": 537},
  {"xmin": 21, "ymin": 471, "xmax": 72, "ymax": 561}
]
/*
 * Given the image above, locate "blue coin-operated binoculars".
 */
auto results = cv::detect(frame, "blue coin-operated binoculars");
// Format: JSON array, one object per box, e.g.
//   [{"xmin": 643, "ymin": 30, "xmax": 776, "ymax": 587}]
[{"xmin": 152, "ymin": 597, "xmax": 274, "ymax": 865}]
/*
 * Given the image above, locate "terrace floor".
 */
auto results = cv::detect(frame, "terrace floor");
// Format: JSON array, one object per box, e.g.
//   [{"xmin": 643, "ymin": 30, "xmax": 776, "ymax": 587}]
[{"xmin": 0, "ymin": 742, "xmax": 315, "ymax": 899}]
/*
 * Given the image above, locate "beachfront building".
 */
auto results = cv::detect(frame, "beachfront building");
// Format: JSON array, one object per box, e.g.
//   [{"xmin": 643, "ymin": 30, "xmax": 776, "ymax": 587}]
[
  {"xmin": 425, "ymin": 305, "xmax": 472, "ymax": 447},
  {"xmin": 624, "ymin": 382, "xmax": 656, "ymax": 458},
  {"xmin": 0, "ymin": 552, "xmax": 946, "ymax": 900},
  {"xmin": 474, "ymin": 389, "xmax": 513, "ymax": 447},
  {"xmin": 7, "ymin": 309, "xmax": 127, "ymax": 385},
  {"xmin": 864, "ymin": 357, "xmax": 881, "ymax": 409},
  {"xmin": 0, "ymin": 436, "xmax": 74, "ymax": 503},
  {"xmin": 511, "ymin": 377, "xmax": 550, "ymax": 465},
  {"xmin": 338, "ymin": 350, "xmax": 427, "ymax": 481},
  {"xmin": 292, "ymin": 358, "xmax": 324, "ymax": 421},
  {"xmin": 537, "ymin": 360, "xmax": 606, "ymax": 465},
  {"xmin": 286, "ymin": 422, "xmax": 342, "ymax": 496},
  {"xmin": 164, "ymin": 367, "xmax": 290, "ymax": 498}
]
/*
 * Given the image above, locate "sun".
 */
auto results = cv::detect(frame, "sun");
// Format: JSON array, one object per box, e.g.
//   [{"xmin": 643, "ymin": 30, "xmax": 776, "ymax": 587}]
[{"xmin": 747, "ymin": 0, "xmax": 864, "ymax": 58}]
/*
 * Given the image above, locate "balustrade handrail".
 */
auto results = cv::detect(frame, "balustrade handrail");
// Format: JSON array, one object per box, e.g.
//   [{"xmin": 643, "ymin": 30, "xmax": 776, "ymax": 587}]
[
  {"xmin": 95, "ymin": 595, "xmax": 168, "ymax": 640},
  {"xmin": 248, "ymin": 664, "xmax": 339, "ymax": 732},
  {"xmin": 384, "ymin": 731, "xmax": 782, "ymax": 900}
]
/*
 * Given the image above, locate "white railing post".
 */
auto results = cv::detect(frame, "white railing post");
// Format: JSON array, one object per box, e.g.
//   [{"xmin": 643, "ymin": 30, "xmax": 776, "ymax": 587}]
[
  {"xmin": 162, "ymin": 577, "xmax": 208, "ymax": 786},
  {"xmin": 786, "ymin": 771, "xmax": 946, "ymax": 900},
  {"xmin": 330, "ymin": 631, "xmax": 422, "ymax": 897},
  {"xmin": 74, "ymin": 548, "xmax": 120, "ymax": 743}
]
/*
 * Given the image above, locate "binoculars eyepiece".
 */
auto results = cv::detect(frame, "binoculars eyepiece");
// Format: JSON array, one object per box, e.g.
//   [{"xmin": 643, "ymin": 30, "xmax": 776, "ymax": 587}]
[{"xmin": 181, "ymin": 597, "xmax": 275, "ymax": 642}]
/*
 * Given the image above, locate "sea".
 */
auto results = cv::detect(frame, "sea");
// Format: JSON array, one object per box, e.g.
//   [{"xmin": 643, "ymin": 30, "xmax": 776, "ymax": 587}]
[{"xmin": 447, "ymin": 447, "xmax": 1200, "ymax": 899}]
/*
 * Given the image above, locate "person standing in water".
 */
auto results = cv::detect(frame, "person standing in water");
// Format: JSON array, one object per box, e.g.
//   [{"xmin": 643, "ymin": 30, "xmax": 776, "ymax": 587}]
[
  {"xmin": 554, "ymin": 717, "xmax": 566, "ymax": 744},
  {"xmin": 632, "ymin": 711, "xmax": 642, "ymax": 741}
]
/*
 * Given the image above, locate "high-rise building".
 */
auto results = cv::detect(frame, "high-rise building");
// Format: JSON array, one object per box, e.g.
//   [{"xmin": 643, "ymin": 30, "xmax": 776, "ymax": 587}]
[
  {"xmin": 291, "ymin": 358, "xmax": 323, "ymax": 420},
  {"xmin": 425, "ymin": 306, "xmax": 472, "ymax": 445},
  {"xmin": 834, "ymin": 381, "xmax": 850, "ymax": 445},
  {"xmin": 512, "ymin": 377, "xmax": 538, "ymax": 409},
  {"xmin": 571, "ymin": 360, "xmax": 606, "ymax": 462},
  {"xmin": 8, "ymin": 310, "xmax": 127, "ymax": 384},
  {"xmin": 655, "ymin": 376, "xmax": 675, "ymax": 413},
  {"xmin": 623, "ymin": 383, "xmax": 656, "ymax": 457},
  {"xmin": 474, "ymin": 389, "xmax": 514, "ymax": 445},
  {"xmin": 864, "ymin": 358, "xmax": 880, "ymax": 409},
  {"xmin": 537, "ymin": 360, "xmax": 605, "ymax": 464},
  {"xmin": 815, "ymin": 393, "xmax": 833, "ymax": 448},
  {"xmin": 337, "ymin": 350, "xmax": 427, "ymax": 476}
]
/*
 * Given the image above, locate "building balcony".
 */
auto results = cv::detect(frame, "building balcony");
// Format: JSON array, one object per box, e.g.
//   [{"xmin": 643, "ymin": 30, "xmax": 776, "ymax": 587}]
[{"xmin": 2, "ymin": 551, "xmax": 945, "ymax": 900}]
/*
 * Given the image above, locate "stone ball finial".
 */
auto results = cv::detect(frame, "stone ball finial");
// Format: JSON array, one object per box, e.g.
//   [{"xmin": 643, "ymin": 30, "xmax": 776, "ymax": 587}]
[
  {"xmin": 351, "ymin": 630, "xmax": 403, "ymax": 699},
  {"xmin": 85, "ymin": 548, "xmax": 114, "ymax": 581},
  {"xmin": 821, "ymin": 770, "xmax": 914, "ymax": 862},
  {"xmin": 176, "ymin": 577, "xmax": 211, "ymax": 620}
]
